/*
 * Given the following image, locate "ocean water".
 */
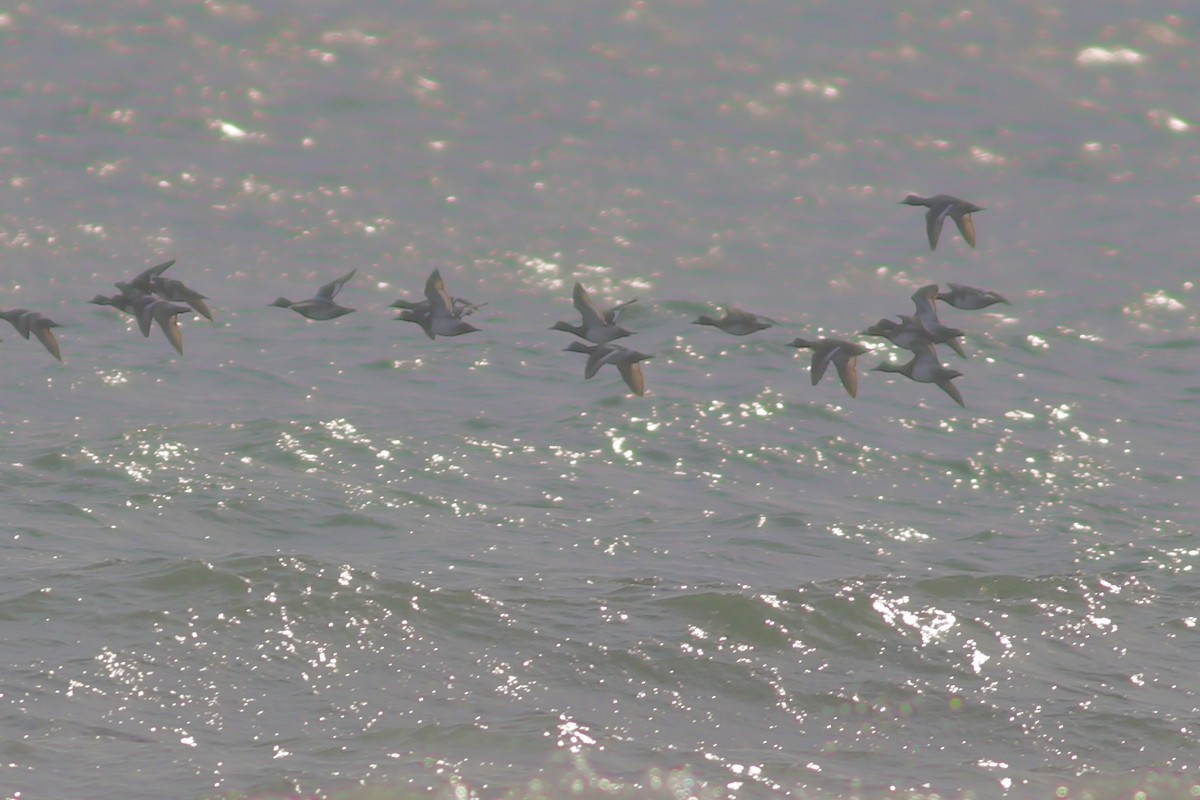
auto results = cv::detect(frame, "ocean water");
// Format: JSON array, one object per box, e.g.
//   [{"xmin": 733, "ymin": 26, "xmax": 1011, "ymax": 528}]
[{"xmin": 2, "ymin": 2, "xmax": 1199, "ymax": 799}]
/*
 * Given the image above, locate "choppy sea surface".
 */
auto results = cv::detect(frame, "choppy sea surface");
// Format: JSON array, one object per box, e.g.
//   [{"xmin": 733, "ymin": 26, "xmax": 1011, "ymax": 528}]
[{"xmin": 2, "ymin": 2, "xmax": 1199, "ymax": 799}]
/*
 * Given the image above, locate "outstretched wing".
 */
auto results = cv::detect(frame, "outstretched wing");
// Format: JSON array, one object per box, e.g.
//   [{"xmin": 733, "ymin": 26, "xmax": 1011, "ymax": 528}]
[{"xmin": 318, "ymin": 268, "xmax": 357, "ymax": 300}]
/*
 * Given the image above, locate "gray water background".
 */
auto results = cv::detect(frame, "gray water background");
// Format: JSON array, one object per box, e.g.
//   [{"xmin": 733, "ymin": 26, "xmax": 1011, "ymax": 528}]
[{"xmin": 2, "ymin": 2, "xmax": 1199, "ymax": 798}]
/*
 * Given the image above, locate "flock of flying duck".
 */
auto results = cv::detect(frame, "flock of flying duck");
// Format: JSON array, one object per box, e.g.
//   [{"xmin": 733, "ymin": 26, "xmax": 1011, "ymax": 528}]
[{"xmin": 1, "ymin": 194, "xmax": 1003, "ymax": 406}]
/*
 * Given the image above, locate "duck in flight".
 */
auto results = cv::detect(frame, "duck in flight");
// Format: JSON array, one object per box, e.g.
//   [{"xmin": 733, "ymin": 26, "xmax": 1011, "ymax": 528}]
[
  {"xmin": 899, "ymin": 194, "xmax": 984, "ymax": 250},
  {"xmin": 564, "ymin": 341, "xmax": 652, "ymax": 396},
  {"xmin": 788, "ymin": 337, "xmax": 867, "ymax": 398},
  {"xmin": 551, "ymin": 282, "xmax": 637, "ymax": 343},
  {"xmin": 873, "ymin": 340, "xmax": 965, "ymax": 407},
  {"xmin": 693, "ymin": 307, "xmax": 773, "ymax": 336},
  {"xmin": 909, "ymin": 284, "xmax": 968, "ymax": 358},
  {"xmin": 271, "ymin": 269, "xmax": 356, "ymax": 320},
  {"xmin": 394, "ymin": 269, "xmax": 482, "ymax": 339},
  {"xmin": 0, "ymin": 309, "xmax": 64, "ymax": 362},
  {"xmin": 936, "ymin": 283, "xmax": 1010, "ymax": 310}
]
